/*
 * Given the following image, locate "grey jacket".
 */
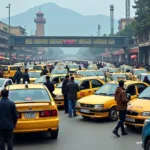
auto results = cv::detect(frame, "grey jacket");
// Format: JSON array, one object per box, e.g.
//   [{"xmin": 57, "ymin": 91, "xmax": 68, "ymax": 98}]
[{"xmin": 65, "ymin": 81, "xmax": 79, "ymax": 101}]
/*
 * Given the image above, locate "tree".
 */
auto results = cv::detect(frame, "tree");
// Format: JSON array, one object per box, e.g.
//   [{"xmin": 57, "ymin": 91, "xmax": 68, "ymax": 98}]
[
  {"xmin": 116, "ymin": 23, "xmax": 134, "ymax": 44},
  {"xmin": 133, "ymin": 0, "xmax": 150, "ymax": 41}
]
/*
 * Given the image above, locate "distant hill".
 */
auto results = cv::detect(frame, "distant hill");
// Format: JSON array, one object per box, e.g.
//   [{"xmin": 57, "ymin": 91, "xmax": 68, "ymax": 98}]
[{"xmin": 1, "ymin": 2, "xmax": 118, "ymax": 36}]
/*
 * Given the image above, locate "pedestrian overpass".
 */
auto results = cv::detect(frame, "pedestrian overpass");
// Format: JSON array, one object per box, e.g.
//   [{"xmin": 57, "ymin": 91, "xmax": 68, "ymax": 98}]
[{"xmin": 10, "ymin": 36, "xmax": 128, "ymax": 48}]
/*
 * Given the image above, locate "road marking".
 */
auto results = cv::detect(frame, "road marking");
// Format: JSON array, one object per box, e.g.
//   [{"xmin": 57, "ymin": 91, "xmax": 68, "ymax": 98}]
[{"xmin": 136, "ymin": 141, "xmax": 142, "ymax": 145}]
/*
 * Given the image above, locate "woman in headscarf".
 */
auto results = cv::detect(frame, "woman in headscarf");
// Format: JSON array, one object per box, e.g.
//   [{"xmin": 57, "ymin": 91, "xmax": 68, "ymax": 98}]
[{"xmin": 143, "ymin": 76, "xmax": 150, "ymax": 85}]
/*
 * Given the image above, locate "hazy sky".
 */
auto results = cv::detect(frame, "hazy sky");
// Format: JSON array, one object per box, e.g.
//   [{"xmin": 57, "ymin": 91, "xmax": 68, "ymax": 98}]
[{"xmin": 1, "ymin": 0, "xmax": 135, "ymax": 19}]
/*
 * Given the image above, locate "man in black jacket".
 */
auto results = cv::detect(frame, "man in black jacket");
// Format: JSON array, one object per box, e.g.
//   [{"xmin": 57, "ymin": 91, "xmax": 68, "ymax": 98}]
[
  {"xmin": 66, "ymin": 77, "xmax": 79, "ymax": 118},
  {"xmin": 14, "ymin": 68, "xmax": 23, "ymax": 84},
  {"xmin": 62, "ymin": 75, "xmax": 70, "ymax": 113},
  {"xmin": 41, "ymin": 66, "xmax": 48, "ymax": 76},
  {"xmin": 0, "ymin": 89, "xmax": 18, "ymax": 150},
  {"xmin": 44, "ymin": 76, "xmax": 55, "ymax": 97},
  {"xmin": 23, "ymin": 68, "xmax": 30, "ymax": 84}
]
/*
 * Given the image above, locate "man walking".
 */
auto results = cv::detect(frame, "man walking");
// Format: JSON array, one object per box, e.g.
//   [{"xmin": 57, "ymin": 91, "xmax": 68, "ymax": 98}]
[
  {"xmin": 62, "ymin": 75, "xmax": 70, "ymax": 113},
  {"xmin": 14, "ymin": 67, "xmax": 23, "ymax": 84},
  {"xmin": 44, "ymin": 76, "xmax": 55, "ymax": 97},
  {"xmin": 66, "ymin": 77, "xmax": 79, "ymax": 118},
  {"xmin": 22, "ymin": 68, "xmax": 30, "ymax": 84},
  {"xmin": 0, "ymin": 89, "xmax": 18, "ymax": 150},
  {"xmin": 112, "ymin": 80, "xmax": 129, "ymax": 137},
  {"xmin": 41, "ymin": 66, "xmax": 48, "ymax": 76}
]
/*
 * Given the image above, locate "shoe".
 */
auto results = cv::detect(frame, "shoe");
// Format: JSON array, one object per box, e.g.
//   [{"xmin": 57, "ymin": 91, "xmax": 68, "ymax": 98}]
[
  {"xmin": 112, "ymin": 129, "xmax": 120, "ymax": 137},
  {"xmin": 68, "ymin": 115, "xmax": 72, "ymax": 118},
  {"xmin": 73, "ymin": 115, "xmax": 78, "ymax": 117},
  {"xmin": 122, "ymin": 132, "xmax": 128, "ymax": 136}
]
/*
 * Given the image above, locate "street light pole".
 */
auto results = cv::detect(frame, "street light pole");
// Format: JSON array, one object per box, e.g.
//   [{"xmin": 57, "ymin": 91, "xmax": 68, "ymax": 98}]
[{"xmin": 6, "ymin": 4, "xmax": 11, "ymax": 64}]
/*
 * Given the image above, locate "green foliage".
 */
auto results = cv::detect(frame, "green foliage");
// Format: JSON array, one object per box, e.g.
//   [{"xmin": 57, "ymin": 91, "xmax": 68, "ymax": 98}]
[{"xmin": 133, "ymin": 0, "xmax": 150, "ymax": 38}]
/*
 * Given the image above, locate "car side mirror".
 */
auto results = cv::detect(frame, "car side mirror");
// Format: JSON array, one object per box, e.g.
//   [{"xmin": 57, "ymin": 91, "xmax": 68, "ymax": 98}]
[{"xmin": 127, "ymin": 93, "xmax": 131, "ymax": 100}]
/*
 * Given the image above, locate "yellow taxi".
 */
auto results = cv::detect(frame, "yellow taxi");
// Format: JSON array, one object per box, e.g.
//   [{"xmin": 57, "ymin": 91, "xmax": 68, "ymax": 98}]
[
  {"xmin": 87, "ymin": 64, "xmax": 98, "ymax": 70},
  {"xmin": 131, "ymin": 68, "xmax": 147, "ymax": 80},
  {"xmin": 76, "ymin": 70, "xmax": 97, "ymax": 77},
  {"xmin": 51, "ymin": 68, "xmax": 68, "ymax": 76},
  {"xmin": 34, "ymin": 75, "xmax": 65, "ymax": 85},
  {"xmin": 33, "ymin": 65, "xmax": 47, "ymax": 71},
  {"xmin": 68, "ymin": 64, "xmax": 79, "ymax": 73},
  {"xmin": 7, "ymin": 84, "xmax": 59, "ymax": 139},
  {"xmin": 76, "ymin": 81, "xmax": 148, "ymax": 121},
  {"xmin": 108, "ymin": 73, "xmax": 133, "ymax": 81},
  {"xmin": 124, "ymin": 86, "xmax": 150, "ymax": 128},
  {"xmin": 1, "ymin": 65, "xmax": 24, "ymax": 79},
  {"xmin": 119, "ymin": 65, "xmax": 133, "ymax": 73},
  {"xmin": 28, "ymin": 70, "xmax": 41, "ymax": 83},
  {"xmin": 53, "ymin": 76, "xmax": 105, "ymax": 106}
]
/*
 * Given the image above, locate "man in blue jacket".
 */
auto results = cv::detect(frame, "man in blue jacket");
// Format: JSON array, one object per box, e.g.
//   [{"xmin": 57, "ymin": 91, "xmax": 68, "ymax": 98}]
[{"xmin": 0, "ymin": 89, "xmax": 18, "ymax": 150}]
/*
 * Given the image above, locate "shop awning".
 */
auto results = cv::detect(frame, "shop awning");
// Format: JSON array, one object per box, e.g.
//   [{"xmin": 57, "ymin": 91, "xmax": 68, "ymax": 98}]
[
  {"xmin": 129, "ymin": 47, "xmax": 139, "ymax": 53},
  {"xmin": 12, "ymin": 56, "xmax": 17, "ymax": 59},
  {"xmin": 0, "ymin": 56, "xmax": 5, "ymax": 60},
  {"xmin": 113, "ymin": 49, "xmax": 124, "ymax": 55},
  {"xmin": 131, "ymin": 55, "xmax": 137, "ymax": 59}
]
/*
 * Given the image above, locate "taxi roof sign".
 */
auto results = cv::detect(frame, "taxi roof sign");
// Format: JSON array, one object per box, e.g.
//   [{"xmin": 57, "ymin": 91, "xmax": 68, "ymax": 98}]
[{"xmin": 117, "ymin": 77, "xmax": 126, "ymax": 81}]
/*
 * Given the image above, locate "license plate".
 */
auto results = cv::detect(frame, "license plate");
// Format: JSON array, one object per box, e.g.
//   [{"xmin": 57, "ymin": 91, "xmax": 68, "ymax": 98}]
[
  {"xmin": 24, "ymin": 112, "xmax": 36, "ymax": 119},
  {"xmin": 80, "ymin": 109, "xmax": 90, "ymax": 113},
  {"xmin": 125, "ymin": 117, "xmax": 135, "ymax": 122}
]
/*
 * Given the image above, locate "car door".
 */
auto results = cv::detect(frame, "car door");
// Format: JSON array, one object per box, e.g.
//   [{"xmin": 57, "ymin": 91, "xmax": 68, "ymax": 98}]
[
  {"xmin": 90, "ymin": 79, "xmax": 103, "ymax": 94},
  {"xmin": 78, "ymin": 80, "xmax": 91, "ymax": 99},
  {"xmin": 135, "ymin": 83, "xmax": 148, "ymax": 95},
  {"xmin": 126, "ymin": 84, "xmax": 137, "ymax": 100}
]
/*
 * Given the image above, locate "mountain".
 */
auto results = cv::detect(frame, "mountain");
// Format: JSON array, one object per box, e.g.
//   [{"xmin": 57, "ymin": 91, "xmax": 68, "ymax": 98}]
[{"xmin": 1, "ymin": 3, "xmax": 118, "ymax": 36}]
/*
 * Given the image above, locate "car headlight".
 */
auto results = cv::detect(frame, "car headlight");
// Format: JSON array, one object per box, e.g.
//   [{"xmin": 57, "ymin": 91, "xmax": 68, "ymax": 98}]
[
  {"xmin": 94, "ymin": 104, "xmax": 104, "ymax": 109},
  {"xmin": 76, "ymin": 101, "xmax": 80, "ymax": 107},
  {"xmin": 55, "ymin": 95, "xmax": 64, "ymax": 99},
  {"xmin": 142, "ymin": 112, "xmax": 150, "ymax": 116},
  {"xmin": 144, "ymin": 119, "xmax": 150, "ymax": 126}
]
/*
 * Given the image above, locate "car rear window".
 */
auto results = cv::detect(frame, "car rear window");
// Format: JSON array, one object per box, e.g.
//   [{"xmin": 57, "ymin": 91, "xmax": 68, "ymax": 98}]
[
  {"xmin": 1, "ymin": 66, "xmax": 8, "ymax": 71},
  {"xmin": 9, "ymin": 89, "xmax": 51, "ymax": 102}
]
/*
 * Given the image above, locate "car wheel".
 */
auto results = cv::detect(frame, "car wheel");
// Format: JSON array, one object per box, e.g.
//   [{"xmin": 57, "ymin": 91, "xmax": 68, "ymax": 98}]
[
  {"xmin": 82, "ymin": 116, "xmax": 90, "ymax": 120},
  {"xmin": 146, "ymin": 140, "xmax": 150, "ymax": 150},
  {"xmin": 108, "ymin": 107, "xmax": 118, "ymax": 121},
  {"xmin": 125, "ymin": 124, "xmax": 134, "ymax": 129},
  {"xmin": 51, "ymin": 129, "xmax": 59, "ymax": 139}
]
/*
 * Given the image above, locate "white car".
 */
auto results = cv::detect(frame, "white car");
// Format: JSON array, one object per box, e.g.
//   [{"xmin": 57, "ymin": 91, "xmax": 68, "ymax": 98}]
[{"xmin": 0, "ymin": 78, "xmax": 13, "ymax": 91}]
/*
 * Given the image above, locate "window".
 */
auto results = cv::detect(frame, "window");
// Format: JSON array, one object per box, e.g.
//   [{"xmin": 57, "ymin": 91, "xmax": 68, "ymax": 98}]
[
  {"xmin": 81, "ymin": 81, "xmax": 90, "ymax": 90},
  {"xmin": 3, "ymin": 27, "xmax": 8, "ymax": 32},
  {"xmin": 136, "ymin": 84, "xmax": 147, "ymax": 94},
  {"xmin": 126, "ymin": 85, "xmax": 136, "ymax": 96},
  {"xmin": 60, "ymin": 77, "xmax": 65, "ymax": 82},
  {"xmin": 7, "ymin": 80, "xmax": 12, "ymax": 85},
  {"xmin": 91, "ymin": 80, "xmax": 103, "ymax": 88}
]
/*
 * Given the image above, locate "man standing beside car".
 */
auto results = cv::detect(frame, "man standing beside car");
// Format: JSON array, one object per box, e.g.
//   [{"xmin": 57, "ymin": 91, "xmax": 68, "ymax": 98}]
[
  {"xmin": 66, "ymin": 77, "xmax": 79, "ymax": 118},
  {"xmin": 112, "ymin": 80, "xmax": 129, "ymax": 137},
  {"xmin": 0, "ymin": 89, "xmax": 18, "ymax": 150},
  {"xmin": 62, "ymin": 75, "xmax": 70, "ymax": 114}
]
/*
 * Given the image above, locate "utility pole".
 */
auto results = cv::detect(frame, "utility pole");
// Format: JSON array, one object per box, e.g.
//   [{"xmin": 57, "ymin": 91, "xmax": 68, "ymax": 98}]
[
  {"xmin": 6, "ymin": 4, "xmax": 11, "ymax": 64},
  {"xmin": 126, "ymin": 0, "xmax": 130, "ymax": 24},
  {"xmin": 110, "ymin": 5, "xmax": 114, "ymax": 35},
  {"xmin": 98, "ymin": 24, "xmax": 101, "ymax": 36}
]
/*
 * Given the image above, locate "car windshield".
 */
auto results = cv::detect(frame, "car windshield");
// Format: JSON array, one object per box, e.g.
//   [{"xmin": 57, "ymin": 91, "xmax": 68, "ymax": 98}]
[
  {"xmin": 109, "ymin": 68, "xmax": 119, "ymax": 73},
  {"xmin": 34, "ymin": 76, "xmax": 46, "ymax": 83},
  {"xmin": 68, "ymin": 65, "xmax": 78, "ymax": 69},
  {"xmin": 95, "ymin": 83, "xmax": 118, "ymax": 96},
  {"xmin": 56, "ymin": 80, "xmax": 80, "ymax": 88},
  {"xmin": 77, "ymin": 71, "xmax": 96, "ymax": 77},
  {"xmin": 51, "ymin": 69, "xmax": 67, "ymax": 74},
  {"xmin": 0, "ymin": 79, "xmax": 5, "ymax": 87},
  {"xmin": 112, "ymin": 74, "xmax": 127, "ymax": 81},
  {"xmin": 93, "ymin": 71, "xmax": 104, "ymax": 76},
  {"xmin": 28, "ymin": 72, "xmax": 41, "ymax": 78},
  {"xmin": 134, "ymin": 70, "xmax": 147, "ymax": 75},
  {"xmin": 9, "ymin": 89, "xmax": 51, "ymax": 102},
  {"xmin": 0, "ymin": 66, "xmax": 8, "ymax": 71},
  {"xmin": 138, "ymin": 87, "xmax": 150, "ymax": 99}
]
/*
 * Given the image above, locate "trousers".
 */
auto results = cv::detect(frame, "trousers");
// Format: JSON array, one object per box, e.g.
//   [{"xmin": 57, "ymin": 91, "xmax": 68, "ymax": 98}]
[
  {"xmin": 115, "ymin": 110, "xmax": 127, "ymax": 133},
  {"xmin": 0, "ymin": 130, "xmax": 13, "ymax": 150},
  {"xmin": 68, "ymin": 100, "xmax": 76, "ymax": 117}
]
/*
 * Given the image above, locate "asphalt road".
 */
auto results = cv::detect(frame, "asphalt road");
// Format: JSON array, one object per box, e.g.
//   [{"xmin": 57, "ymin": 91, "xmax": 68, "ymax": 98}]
[{"xmin": 14, "ymin": 111, "xmax": 143, "ymax": 150}]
